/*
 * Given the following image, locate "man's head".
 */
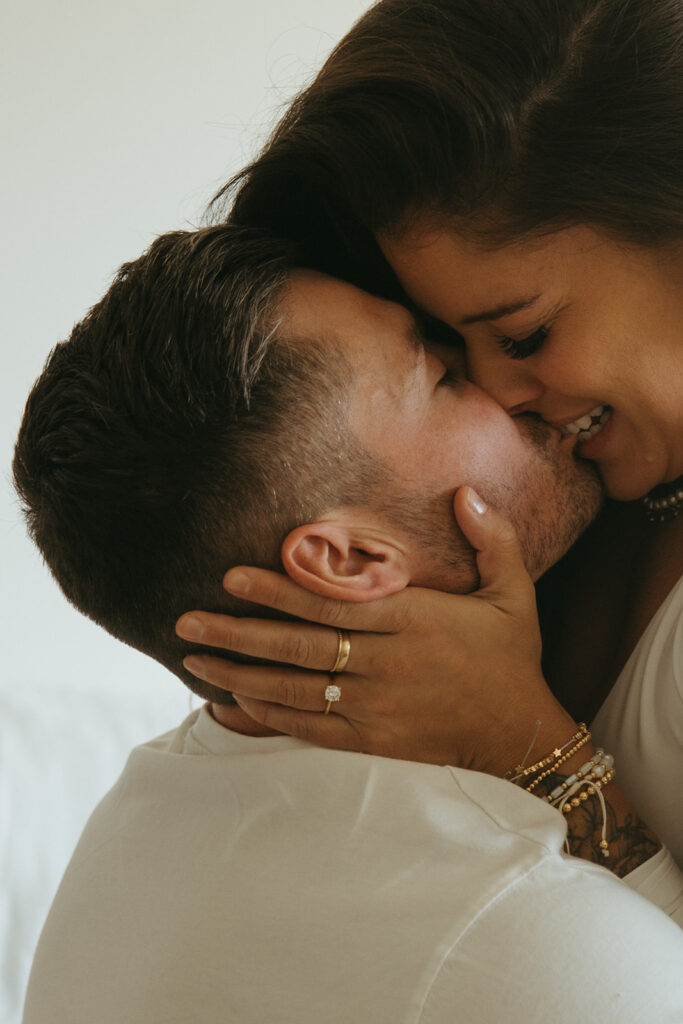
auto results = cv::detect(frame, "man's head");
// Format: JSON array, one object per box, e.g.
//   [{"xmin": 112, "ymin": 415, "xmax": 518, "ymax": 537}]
[
  {"xmin": 13, "ymin": 226, "xmax": 386, "ymax": 700},
  {"xmin": 277, "ymin": 271, "xmax": 602, "ymax": 602},
  {"xmin": 13, "ymin": 226, "xmax": 601, "ymax": 702}
]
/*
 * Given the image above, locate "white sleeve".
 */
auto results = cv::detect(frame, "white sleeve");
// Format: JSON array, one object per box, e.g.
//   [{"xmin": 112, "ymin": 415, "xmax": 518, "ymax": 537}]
[
  {"xmin": 592, "ymin": 576, "xmax": 683, "ymax": 864},
  {"xmin": 623, "ymin": 846, "xmax": 683, "ymax": 925},
  {"xmin": 419, "ymin": 854, "xmax": 683, "ymax": 1024}
]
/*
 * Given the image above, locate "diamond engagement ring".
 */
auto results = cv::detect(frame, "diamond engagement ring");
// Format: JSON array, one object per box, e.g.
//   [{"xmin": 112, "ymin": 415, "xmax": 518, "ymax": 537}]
[{"xmin": 324, "ymin": 683, "xmax": 342, "ymax": 715}]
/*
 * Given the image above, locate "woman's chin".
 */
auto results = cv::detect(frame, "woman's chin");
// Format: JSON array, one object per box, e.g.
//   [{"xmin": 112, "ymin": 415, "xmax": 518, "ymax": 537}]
[
  {"xmin": 581, "ymin": 412, "xmax": 680, "ymax": 502},
  {"xmin": 600, "ymin": 464, "xmax": 664, "ymax": 503}
]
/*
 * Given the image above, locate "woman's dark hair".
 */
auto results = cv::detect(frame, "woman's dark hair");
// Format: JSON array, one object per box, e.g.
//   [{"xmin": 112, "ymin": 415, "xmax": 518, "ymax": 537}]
[{"xmin": 213, "ymin": 0, "xmax": 683, "ymax": 282}]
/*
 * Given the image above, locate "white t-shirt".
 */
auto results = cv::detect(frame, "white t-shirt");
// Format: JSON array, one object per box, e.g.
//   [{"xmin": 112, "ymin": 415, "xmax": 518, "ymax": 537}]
[
  {"xmin": 23, "ymin": 706, "xmax": 683, "ymax": 1024},
  {"xmin": 593, "ymin": 574, "xmax": 683, "ymax": 865}
]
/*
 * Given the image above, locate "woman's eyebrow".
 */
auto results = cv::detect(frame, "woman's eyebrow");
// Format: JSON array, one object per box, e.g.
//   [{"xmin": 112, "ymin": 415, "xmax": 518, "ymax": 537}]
[{"xmin": 459, "ymin": 294, "xmax": 541, "ymax": 325}]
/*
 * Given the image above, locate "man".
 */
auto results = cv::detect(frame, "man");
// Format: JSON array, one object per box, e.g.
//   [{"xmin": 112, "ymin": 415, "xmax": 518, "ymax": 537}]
[{"xmin": 15, "ymin": 225, "xmax": 683, "ymax": 1023}]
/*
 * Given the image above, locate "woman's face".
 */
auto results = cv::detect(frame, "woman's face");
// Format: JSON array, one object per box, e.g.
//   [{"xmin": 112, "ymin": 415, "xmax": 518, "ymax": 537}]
[{"xmin": 380, "ymin": 224, "xmax": 683, "ymax": 500}]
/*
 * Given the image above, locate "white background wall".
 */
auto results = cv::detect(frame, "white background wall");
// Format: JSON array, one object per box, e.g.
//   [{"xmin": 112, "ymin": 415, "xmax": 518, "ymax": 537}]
[{"xmin": 1, "ymin": 0, "xmax": 369, "ymax": 700}]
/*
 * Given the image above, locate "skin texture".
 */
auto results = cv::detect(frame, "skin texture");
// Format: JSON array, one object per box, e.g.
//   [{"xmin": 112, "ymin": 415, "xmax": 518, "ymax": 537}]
[
  {"xmin": 181, "ymin": 268, "xmax": 602, "ymax": 749},
  {"xmin": 380, "ymin": 224, "xmax": 683, "ymax": 500},
  {"xmin": 180, "ymin": 497, "xmax": 662, "ymax": 875},
  {"xmin": 176, "ymin": 269, "xmax": 664, "ymax": 875},
  {"xmin": 278, "ymin": 269, "xmax": 602, "ymax": 590}
]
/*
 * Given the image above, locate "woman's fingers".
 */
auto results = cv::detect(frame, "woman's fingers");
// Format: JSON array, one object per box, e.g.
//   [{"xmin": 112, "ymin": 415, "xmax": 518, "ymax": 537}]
[
  {"xmin": 453, "ymin": 488, "xmax": 535, "ymax": 606},
  {"xmin": 177, "ymin": 612, "xmax": 364, "ymax": 671},
  {"xmin": 230, "ymin": 695, "xmax": 365, "ymax": 752},
  {"xmin": 183, "ymin": 654, "xmax": 357, "ymax": 713},
  {"xmin": 222, "ymin": 567, "xmax": 411, "ymax": 633}
]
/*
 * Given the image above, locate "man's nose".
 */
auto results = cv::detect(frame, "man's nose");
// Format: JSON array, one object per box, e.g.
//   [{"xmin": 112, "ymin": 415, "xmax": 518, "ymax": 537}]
[{"xmin": 466, "ymin": 340, "xmax": 544, "ymax": 413}]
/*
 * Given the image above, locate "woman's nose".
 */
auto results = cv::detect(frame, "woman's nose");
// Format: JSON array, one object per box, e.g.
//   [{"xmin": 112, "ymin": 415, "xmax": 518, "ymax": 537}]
[{"xmin": 466, "ymin": 340, "xmax": 544, "ymax": 413}]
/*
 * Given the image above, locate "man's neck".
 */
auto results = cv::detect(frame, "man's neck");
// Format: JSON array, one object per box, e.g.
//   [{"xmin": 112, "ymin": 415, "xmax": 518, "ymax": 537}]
[{"xmin": 210, "ymin": 702, "xmax": 284, "ymax": 738}]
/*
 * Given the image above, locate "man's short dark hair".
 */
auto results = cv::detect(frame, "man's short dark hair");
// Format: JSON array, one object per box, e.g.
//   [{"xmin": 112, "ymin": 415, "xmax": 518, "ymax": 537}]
[{"xmin": 13, "ymin": 225, "xmax": 386, "ymax": 701}]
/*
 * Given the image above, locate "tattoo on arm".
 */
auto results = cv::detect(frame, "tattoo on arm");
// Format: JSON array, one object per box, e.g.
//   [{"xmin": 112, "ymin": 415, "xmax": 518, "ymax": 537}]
[{"xmin": 535, "ymin": 771, "xmax": 661, "ymax": 878}]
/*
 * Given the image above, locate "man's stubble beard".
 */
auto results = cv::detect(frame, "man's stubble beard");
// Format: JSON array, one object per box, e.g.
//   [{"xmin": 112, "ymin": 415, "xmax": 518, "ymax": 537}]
[
  {"xmin": 376, "ymin": 416, "xmax": 603, "ymax": 593},
  {"xmin": 511, "ymin": 415, "xmax": 603, "ymax": 580}
]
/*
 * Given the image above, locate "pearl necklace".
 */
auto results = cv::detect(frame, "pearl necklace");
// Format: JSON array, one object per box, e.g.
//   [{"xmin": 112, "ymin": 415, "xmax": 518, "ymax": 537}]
[{"xmin": 642, "ymin": 474, "xmax": 683, "ymax": 522}]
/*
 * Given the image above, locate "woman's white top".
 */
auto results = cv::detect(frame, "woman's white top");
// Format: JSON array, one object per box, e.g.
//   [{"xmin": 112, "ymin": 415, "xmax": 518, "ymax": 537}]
[{"xmin": 593, "ymin": 573, "xmax": 683, "ymax": 865}]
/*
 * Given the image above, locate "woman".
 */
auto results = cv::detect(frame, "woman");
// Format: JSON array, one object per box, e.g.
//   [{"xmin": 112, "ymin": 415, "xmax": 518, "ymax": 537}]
[{"xmin": 177, "ymin": 0, "xmax": 683, "ymax": 884}]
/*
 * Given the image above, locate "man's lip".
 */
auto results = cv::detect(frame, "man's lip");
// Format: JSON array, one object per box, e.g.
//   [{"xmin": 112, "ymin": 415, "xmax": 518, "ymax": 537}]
[
  {"xmin": 514, "ymin": 412, "xmax": 571, "ymax": 448},
  {"xmin": 515, "ymin": 412, "xmax": 570, "ymax": 435}
]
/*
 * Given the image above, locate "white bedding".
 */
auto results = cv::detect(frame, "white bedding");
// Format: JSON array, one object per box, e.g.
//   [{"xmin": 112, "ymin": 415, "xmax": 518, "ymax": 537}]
[{"xmin": 1, "ymin": 682, "xmax": 191, "ymax": 1024}]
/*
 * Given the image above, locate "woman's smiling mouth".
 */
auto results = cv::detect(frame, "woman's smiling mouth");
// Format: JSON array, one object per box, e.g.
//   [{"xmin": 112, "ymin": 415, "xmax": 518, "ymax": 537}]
[{"xmin": 559, "ymin": 404, "xmax": 612, "ymax": 442}]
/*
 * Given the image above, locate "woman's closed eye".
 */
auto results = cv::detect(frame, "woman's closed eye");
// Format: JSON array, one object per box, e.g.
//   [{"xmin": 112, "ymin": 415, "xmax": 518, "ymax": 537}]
[{"xmin": 496, "ymin": 325, "xmax": 550, "ymax": 361}]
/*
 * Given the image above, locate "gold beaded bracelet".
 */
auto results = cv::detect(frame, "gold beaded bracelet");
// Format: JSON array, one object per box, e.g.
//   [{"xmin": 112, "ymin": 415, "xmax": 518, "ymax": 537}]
[
  {"xmin": 507, "ymin": 722, "xmax": 589, "ymax": 784},
  {"xmin": 506, "ymin": 725, "xmax": 618, "ymax": 860},
  {"xmin": 556, "ymin": 766, "xmax": 617, "ymax": 858},
  {"xmin": 546, "ymin": 750, "xmax": 614, "ymax": 803},
  {"xmin": 524, "ymin": 729, "xmax": 592, "ymax": 793},
  {"xmin": 560, "ymin": 768, "xmax": 616, "ymax": 812}
]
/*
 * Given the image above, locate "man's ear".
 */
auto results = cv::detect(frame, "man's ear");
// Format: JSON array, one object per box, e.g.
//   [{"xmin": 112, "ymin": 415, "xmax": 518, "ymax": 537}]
[{"xmin": 281, "ymin": 519, "xmax": 411, "ymax": 602}]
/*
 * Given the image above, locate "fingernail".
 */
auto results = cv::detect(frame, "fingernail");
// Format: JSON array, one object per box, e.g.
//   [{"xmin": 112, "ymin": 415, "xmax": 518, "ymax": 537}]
[
  {"xmin": 232, "ymin": 693, "xmax": 247, "ymax": 708},
  {"xmin": 224, "ymin": 570, "xmax": 250, "ymax": 596},
  {"xmin": 466, "ymin": 488, "xmax": 488, "ymax": 516},
  {"xmin": 183, "ymin": 655, "xmax": 205, "ymax": 675},
  {"xmin": 176, "ymin": 614, "xmax": 205, "ymax": 640}
]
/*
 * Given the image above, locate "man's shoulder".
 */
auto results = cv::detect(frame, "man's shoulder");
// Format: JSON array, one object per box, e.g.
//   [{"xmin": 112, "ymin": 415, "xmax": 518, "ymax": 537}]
[
  {"xmin": 421, "ymin": 847, "xmax": 683, "ymax": 1024},
  {"xmin": 27, "ymin": 710, "xmax": 683, "ymax": 1024}
]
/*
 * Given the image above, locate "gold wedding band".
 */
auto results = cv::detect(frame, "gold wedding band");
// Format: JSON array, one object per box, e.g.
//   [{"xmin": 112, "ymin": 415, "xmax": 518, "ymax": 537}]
[{"xmin": 329, "ymin": 629, "xmax": 351, "ymax": 675}]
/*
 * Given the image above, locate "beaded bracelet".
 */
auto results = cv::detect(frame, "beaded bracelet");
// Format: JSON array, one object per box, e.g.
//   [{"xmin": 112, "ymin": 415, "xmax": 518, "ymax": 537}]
[
  {"xmin": 553, "ymin": 765, "xmax": 617, "ymax": 858},
  {"xmin": 546, "ymin": 750, "xmax": 614, "ymax": 803},
  {"xmin": 523, "ymin": 729, "xmax": 592, "ymax": 793},
  {"xmin": 507, "ymin": 722, "xmax": 589, "ymax": 784},
  {"xmin": 558, "ymin": 768, "xmax": 616, "ymax": 814},
  {"xmin": 506, "ymin": 726, "xmax": 617, "ymax": 859}
]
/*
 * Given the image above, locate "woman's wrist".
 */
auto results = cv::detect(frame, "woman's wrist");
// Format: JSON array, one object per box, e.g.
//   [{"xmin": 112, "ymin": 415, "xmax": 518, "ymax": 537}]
[
  {"xmin": 502, "ymin": 719, "xmax": 662, "ymax": 877},
  {"xmin": 474, "ymin": 686, "xmax": 578, "ymax": 778}
]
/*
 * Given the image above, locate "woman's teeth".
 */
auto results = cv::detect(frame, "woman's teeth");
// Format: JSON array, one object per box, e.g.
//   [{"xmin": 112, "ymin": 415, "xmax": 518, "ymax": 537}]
[{"xmin": 560, "ymin": 404, "xmax": 612, "ymax": 441}]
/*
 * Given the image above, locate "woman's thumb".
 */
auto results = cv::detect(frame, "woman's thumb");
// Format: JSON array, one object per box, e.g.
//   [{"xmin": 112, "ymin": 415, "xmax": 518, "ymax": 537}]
[{"xmin": 454, "ymin": 487, "xmax": 534, "ymax": 603}]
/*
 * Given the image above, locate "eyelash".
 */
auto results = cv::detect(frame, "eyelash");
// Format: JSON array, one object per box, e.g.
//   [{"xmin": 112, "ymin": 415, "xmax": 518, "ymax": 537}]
[{"xmin": 497, "ymin": 325, "xmax": 550, "ymax": 361}]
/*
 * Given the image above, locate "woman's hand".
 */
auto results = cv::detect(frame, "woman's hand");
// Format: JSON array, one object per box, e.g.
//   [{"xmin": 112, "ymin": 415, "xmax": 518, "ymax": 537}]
[{"xmin": 176, "ymin": 489, "xmax": 577, "ymax": 776}]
